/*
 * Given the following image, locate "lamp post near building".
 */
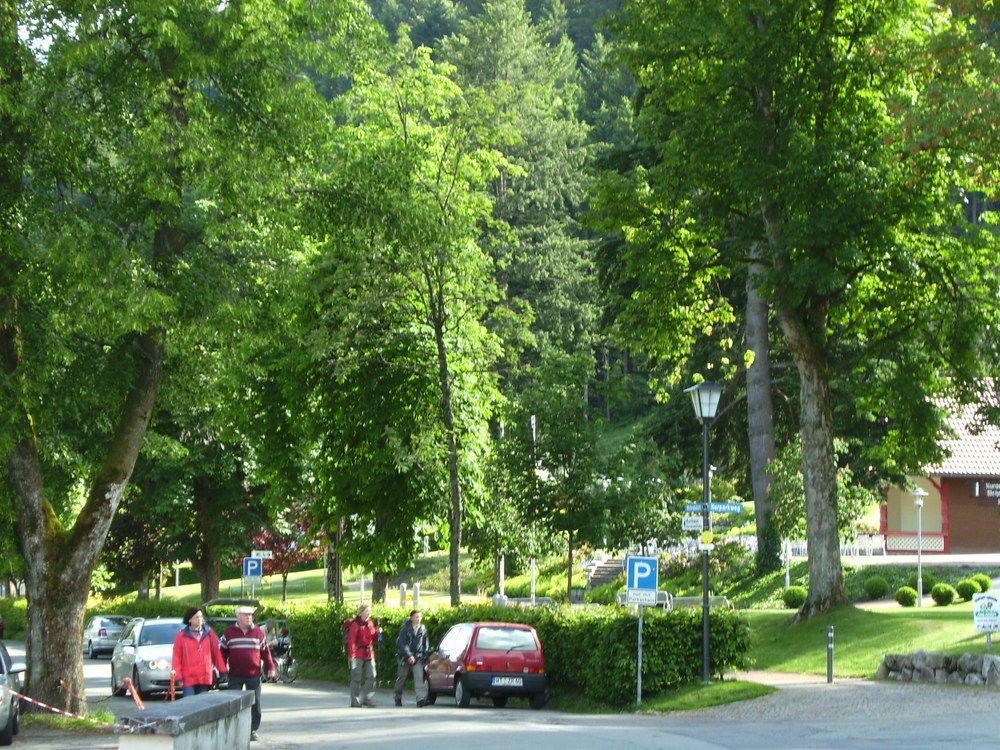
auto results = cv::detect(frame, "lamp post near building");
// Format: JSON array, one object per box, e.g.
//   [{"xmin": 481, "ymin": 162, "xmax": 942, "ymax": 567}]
[
  {"xmin": 913, "ymin": 487, "xmax": 927, "ymax": 606},
  {"xmin": 684, "ymin": 380, "xmax": 723, "ymax": 684}
]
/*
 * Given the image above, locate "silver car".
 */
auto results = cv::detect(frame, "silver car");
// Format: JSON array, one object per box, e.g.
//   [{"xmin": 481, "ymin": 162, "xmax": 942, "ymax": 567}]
[
  {"xmin": 0, "ymin": 642, "xmax": 24, "ymax": 745},
  {"xmin": 82, "ymin": 615, "xmax": 131, "ymax": 659},
  {"xmin": 110, "ymin": 618, "xmax": 184, "ymax": 698}
]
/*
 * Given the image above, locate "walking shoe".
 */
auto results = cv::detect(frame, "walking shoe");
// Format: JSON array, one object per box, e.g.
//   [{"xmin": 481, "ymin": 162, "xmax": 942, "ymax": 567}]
[
  {"xmin": 362, "ymin": 701, "xmax": 377, "ymax": 707},
  {"xmin": 250, "ymin": 730, "xmax": 259, "ymax": 742},
  {"xmin": 394, "ymin": 697, "xmax": 402, "ymax": 707},
  {"xmin": 350, "ymin": 701, "xmax": 363, "ymax": 708},
  {"xmin": 416, "ymin": 699, "xmax": 428, "ymax": 707}
]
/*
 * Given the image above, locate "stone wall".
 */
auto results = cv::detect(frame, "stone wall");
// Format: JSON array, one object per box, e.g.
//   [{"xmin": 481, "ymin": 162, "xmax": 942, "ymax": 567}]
[{"xmin": 876, "ymin": 651, "xmax": 1000, "ymax": 685}]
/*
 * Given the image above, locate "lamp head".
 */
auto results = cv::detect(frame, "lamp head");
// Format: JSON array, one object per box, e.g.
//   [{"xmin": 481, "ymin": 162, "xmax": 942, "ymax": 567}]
[
  {"xmin": 684, "ymin": 381, "xmax": 723, "ymax": 423},
  {"xmin": 912, "ymin": 486, "xmax": 928, "ymax": 509}
]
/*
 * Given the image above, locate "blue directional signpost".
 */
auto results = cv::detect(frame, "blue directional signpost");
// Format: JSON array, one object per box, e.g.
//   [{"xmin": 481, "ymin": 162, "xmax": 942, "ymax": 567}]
[
  {"xmin": 242, "ymin": 556, "xmax": 263, "ymax": 597},
  {"xmin": 626, "ymin": 556, "xmax": 659, "ymax": 705}
]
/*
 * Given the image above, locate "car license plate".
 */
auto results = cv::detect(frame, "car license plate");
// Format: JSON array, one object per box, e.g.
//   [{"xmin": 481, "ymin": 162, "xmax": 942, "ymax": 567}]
[{"xmin": 491, "ymin": 676, "xmax": 523, "ymax": 688}]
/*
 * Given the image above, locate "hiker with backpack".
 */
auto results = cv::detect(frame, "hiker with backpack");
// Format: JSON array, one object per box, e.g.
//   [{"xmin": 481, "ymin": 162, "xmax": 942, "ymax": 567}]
[{"xmin": 345, "ymin": 604, "xmax": 382, "ymax": 707}]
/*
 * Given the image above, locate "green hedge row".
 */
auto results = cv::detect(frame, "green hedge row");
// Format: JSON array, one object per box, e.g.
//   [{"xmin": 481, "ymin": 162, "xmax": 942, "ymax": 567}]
[{"xmin": 282, "ymin": 602, "xmax": 751, "ymax": 705}]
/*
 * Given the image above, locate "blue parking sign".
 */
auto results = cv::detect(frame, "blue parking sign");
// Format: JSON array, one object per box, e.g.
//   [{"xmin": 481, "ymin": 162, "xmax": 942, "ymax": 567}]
[
  {"xmin": 243, "ymin": 556, "xmax": 263, "ymax": 579},
  {"xmin": 626, "ymin": 556, "xmax": 658, "ymax": 591}
]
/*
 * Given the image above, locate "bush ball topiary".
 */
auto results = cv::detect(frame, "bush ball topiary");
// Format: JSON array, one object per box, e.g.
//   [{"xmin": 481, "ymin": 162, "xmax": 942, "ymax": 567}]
[
  {"xmin": 955, "ymin": 579, "xmax": 982, "ymax": 601},
  {"xmin": 907, "ymin": 571, "xmax": 936, "ymax": 594},
  {"xmin": 782, "ymin": 585, "xmax": 808, "ymax": 609},
  {"xmin": 972, "ymin": 573, "xmax": 993, "ymax": 593},
  {"xmin": 895, "ymin": 586, "xmax": 918, "ymax": 607},
  {"xmin": 863, "ymin": 576, "xmax": 891, "ymax": 600},
  {"xmin": 931, "ymin": 582, "xmax": 957, "ymax": 606}
]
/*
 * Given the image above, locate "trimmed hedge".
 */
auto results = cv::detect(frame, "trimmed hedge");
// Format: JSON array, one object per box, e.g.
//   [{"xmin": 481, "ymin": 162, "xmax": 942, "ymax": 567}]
[
  {"xmin": 895, "ymin": 586, "xmax": 917, "ymax": 607},
  {"xmin": 954, "ymin": 579, "xmax": 982, "ymax": 602},
  {"xmin": 284, "ymin": 602, "xmax": 751, "ymax": 705},
  {"xmin": 0, "ymin": 598, "xmax": 28, "ymax": 639},
  {"xmin": 930, "ymin": 583, "xmax": 956, "ymax": 606},
  {"xmin": 972, "ymin": 573, "xmax": 993, "ymax": 593},
  {"xmin": 907, "ymin": 571, "xmax": 937, "ymax": 594},
  {"xmin": 781, "ymin": 586, "xmax": 808, "ymax": 609},
  {"xmin": 863, "ymin": 576, "xmax": 890, "ymax": 600}
]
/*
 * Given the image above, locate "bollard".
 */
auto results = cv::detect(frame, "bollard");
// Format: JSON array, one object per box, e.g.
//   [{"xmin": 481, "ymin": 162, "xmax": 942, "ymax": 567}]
[
  {"xmin": 827, "ymin": 626, "xmax": 834, "ymax": 683},
  {"xmin": 399, "ymin": 582, "xmax": 407, "ymax": 607},
  {"xmin": 413, "ymin": 582, "xmax": 420, "ymax": 608}
]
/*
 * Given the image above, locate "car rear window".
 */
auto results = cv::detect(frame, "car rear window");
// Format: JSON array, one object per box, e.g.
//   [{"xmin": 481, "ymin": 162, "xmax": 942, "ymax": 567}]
[
  {"xmin": 139, "ymin": 623, "xmax": 184, "ymax": 646},
  {"xmin": 474, "ymin": 627, "xmax": 537, "ymax": 652}
]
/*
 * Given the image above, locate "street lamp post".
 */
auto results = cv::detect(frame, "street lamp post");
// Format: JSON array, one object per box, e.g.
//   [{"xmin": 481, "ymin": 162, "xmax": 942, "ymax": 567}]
[
  {"xmin": 684, "ymin": 380, "xmax": 723, "ymax": 685},
  {"xmin": 913, "ymin": 487, "xmax": 927, "ymax": 606}
]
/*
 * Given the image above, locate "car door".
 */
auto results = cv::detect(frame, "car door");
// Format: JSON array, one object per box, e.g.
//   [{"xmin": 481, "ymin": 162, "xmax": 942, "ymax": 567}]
[
  {"xmin": 438, "ymin": 624, "xmax": 473, "ymax": 692},
  {"xmin": 0, "ymin": 642, "xmax": 15, "ymax": 729},
  {"xmin": 112, "ymin": 620, "xmax": 138, "ymax": 684},
  {"xmin": 82, "ymin": 617, "xmax": 95, "ymax": 651},
  {"xmin": 427, "ymin": 625, "xmax": 462, "ymax": 691}
]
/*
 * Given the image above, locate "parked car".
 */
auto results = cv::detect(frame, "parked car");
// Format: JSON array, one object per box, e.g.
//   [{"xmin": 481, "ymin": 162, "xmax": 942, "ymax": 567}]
[
  {"xmin": 82, "ymin": 615, "xmax": 131, "ymax": 659},
  {"xmin": 110, "ymin": 618, "xmax": 185, "ymax": 699},
  {"xmin": 0, "ymin": 641, "xmax": 24, "ymax": 745},
  {"xmin": 425, "ymin": 622, "xmax": 547, "ymax": 709}
]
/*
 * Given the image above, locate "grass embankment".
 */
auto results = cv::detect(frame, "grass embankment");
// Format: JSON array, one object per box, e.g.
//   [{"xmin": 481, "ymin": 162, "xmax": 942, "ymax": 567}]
[
  {"xmin": 549, "ymin": 680, "xmax": 775, "ymax": 714},
  {"xmin": 748, "ymin": 600, "xmax": 995, "ymax": 677},
  {"xmin": 21, "ymin": 711, "xmax": 117, "ymax": 733}
]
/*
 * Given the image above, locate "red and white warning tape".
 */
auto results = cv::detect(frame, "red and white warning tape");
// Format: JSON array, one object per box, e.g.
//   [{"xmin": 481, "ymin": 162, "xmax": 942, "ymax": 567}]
[{"xmin": 0, "ymin": 684, "xmax": 162, "ymax": 734}]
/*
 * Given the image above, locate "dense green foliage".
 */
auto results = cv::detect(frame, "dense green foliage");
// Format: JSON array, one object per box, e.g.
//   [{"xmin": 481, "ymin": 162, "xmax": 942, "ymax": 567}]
[
  {"xmin": 781, "ymin": 587, "xmax": 808, "ymax": 609},
  {"xmin": 895, "ymin": 587, "xmax": 918, "ymax": 607},
  {"xmin": 972, "ymin": 574, "xmax": 993, "ymax": 594},
  {"xmin": 955, "ymin": 579, "xmax": 982, "ymax": 602},
  {"xmin": 863, "ymin": 577, "xmax": 891, "ymax": 601},
  {"xmin": 930, "ymin": 583, "xmax": 957, "ymax": 607}
]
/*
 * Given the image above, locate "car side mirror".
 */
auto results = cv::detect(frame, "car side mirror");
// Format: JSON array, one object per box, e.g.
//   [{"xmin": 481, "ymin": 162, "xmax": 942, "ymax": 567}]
[
  {"xmin": 121, "ymin": 638, "xmax": 135, "ymax": 647},
  {"xmin": 9, "ymin": 663, "xmax": 25, "ymax": 675}
]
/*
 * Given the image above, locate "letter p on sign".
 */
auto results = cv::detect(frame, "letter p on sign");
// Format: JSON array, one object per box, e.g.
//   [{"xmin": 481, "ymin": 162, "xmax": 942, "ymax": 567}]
[{"xmin": 627, "ymin": 556, "xmax": 659, "ymax": 591}]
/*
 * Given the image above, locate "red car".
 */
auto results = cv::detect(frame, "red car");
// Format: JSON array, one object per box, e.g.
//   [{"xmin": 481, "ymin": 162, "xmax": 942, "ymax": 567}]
[{"xmin": 425, "ymin": 622, "xmax": 547, "ymax": 709}]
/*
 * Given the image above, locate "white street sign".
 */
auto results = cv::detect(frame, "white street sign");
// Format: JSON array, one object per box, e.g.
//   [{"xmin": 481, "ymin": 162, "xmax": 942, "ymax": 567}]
[
  {"xmin": 626, "ymin": 589, "xmax": 657, "ymax": 606},
  {"xmin": 251, "ymin": 550, "xmax": 274, "ymax": 560},
  {"xmin": 682, "ymin": 515, "xmax": 703, "ymax": 532},
  {"xmin": 698, "ymin": 542, "xmax": 715, "ymax": 552}
]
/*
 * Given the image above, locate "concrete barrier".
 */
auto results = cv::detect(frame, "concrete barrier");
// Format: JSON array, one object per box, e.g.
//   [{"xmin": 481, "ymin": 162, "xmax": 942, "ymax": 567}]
[{"xmin": 116, "ymin": 691, "xmax": 254, "ymax": 750}]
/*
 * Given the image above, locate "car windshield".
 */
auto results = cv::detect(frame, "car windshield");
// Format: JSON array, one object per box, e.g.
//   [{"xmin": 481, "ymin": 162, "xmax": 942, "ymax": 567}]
[
  {"xmin": 475, "ymin": 627, "xmax": 537, "ymax": 652},
  {"xmin": 139, "ymin": 623, "xmax": 184, "ymax": 646},
  {"xmin": 107, "ymin": 617, "xmax": 130, "ymax": 627}
]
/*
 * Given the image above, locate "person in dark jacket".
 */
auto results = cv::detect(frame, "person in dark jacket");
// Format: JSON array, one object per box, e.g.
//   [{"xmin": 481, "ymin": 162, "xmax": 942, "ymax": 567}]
[{"xmin": 393, "ymin": 609, "xmax": 429, "ymax": 707}]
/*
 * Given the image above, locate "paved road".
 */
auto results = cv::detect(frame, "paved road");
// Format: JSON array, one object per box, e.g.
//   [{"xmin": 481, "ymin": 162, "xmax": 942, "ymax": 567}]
[{"xmin": 8, "ymin": 643, "xmax": 1000, "ymax": 749}]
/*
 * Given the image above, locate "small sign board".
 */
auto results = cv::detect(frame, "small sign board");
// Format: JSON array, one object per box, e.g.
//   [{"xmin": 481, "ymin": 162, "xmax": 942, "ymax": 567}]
[
  {"xmin": 626, "ymin": 589, "xmax": 658, "ymax": 606},
  {"xmin": 973, "ymin": 593, "xmax": 1000, "ymax": 633},
  {"xmin": 251, "ymin": 549, "xmax": 274, "ymax": 560},
  {"xmin": 684, "ymin": 502, "xmax": 746, "ymax": 514},
  {"xmin": 682, "ymin": 515, "xmax": 703, "ymax": 532},
  {"xmin": 698, "ymin": 542, "xmax": 716, "ymax": 552}
]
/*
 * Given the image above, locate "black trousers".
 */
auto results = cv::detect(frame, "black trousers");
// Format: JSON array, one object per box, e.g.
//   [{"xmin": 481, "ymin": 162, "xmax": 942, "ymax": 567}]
[{"xmin": 228, "ymin": 674, "xmax": 262, "ymax": 731}]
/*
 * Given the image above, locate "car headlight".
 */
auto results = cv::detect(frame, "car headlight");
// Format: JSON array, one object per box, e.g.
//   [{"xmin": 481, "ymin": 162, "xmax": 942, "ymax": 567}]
[{"xmin": 145, "ymin": 659, "xmax": 169, "ymax": 671}]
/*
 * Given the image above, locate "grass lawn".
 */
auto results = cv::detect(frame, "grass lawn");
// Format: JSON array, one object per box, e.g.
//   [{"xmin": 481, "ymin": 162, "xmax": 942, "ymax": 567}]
[
  {"xmin": 748, "ymin": 601, "xmax": 995, "ymax": 677},
  {"xmin": 548, "ymin": 680, "xmax": 775, "ymax": 714}
]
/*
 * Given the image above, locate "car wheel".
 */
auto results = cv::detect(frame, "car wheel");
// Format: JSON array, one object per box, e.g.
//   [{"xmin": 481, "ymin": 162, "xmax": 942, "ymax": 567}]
[
  {"xmin": 492, "ymin": 696, "xmax": 508, "ymax": 708},
  {"xmin": 529, "ymin": 692, "xmax": 547, "ymax": 710},
  {"xmin": 425, "ymin": 691, "xmax": 437, "ymax": 705},
  {"xmin": 111, "ymin": 666, "xmax": 126, "ymax": 697},
  {"xmin": 86, "ymin": 640, "xmax": 95, "ymax": 659},
  {"xmin": 132, "ymin": 668, "xmax": 147, "ymax": 700},
  {"xmin": 455, "ymin": 676, "xmax": 471, "ymax": 708},
  {"xmin": 0, "ymin": 710, "xmax": 13, "ymax": 746},
  {"xmin": 11, "ymin": 703, "xmax": 18, "ymax": 735}
]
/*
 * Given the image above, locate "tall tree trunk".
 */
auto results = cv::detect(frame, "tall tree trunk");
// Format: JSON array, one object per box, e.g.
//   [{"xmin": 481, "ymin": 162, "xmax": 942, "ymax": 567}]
[
  {"xmin": 155, "ymin": 567, "xmax": 162, "ymax": 600},
  {"xmin": 373, "ymin": 572, "xmax": 388, "ymax": 603},
  {"xmin": 192, "ymin": 477, "xmax": 221, "ymax": 601},
  {"xmin": 281, "ymin": 572, "xmax": 289, "ymax": 602},
  {"xmin": 432, "ymin": 318, "xmax": 464, "ymax": 606},
  {"xmin": 326, "ymin": 519, "xmax": 344, "ymax": 603},
  {"xmin": 745, "ymin": 251, "xmax": 780, "ymax": 573},
  {"xmin": 778, "ymin": 307, "xmax": 846, "ymax": 619},
  {"xmin": 566, "ymin": 529, "xmax": 574, "ymax": 601},
  {"xmin": 138, "ymin": 580, "xmax": 150, "ymax": 600}
]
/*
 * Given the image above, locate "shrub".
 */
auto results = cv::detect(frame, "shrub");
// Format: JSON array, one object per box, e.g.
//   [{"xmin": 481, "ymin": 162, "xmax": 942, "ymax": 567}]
[
  {"xmin": 955, "ymin": 579, "xmax": 982, "ymax": 601},
  {"xmin": 585, "ymin": 576, "xmax": 624, "ymax": 605},
  {"xmin": 895, "ymin": 587, "xmax": 918, "ymax": 607},
  {"xmin": 863, "ymin": 576, "xmax": 890, "ymax": 600},
  {"xmin": 781, "ymin": 586, "xmax": 808, "ymax": 609},
  {"xmin": 0, "ymin": 598, "xmax": 28, "ymax": 639},
  {"xmin": 263, "ymin": 601, "xmax": 752, "ymax": 706},
  {"xmin": 972, "ymin": 573, "xmax": 993, "ymax": 593},
  {"xmin": 906, "ymin": 571, "xmax": 936, "ymax": 594},
  {"xmin": 931, "ymin": 583, "xmax": 956, "ymax": 606}
]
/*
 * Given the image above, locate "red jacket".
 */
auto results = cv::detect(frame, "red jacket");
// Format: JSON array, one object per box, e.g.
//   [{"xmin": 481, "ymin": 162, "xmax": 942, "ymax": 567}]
[
  {"xmin": 220, "ymin": 624, "xmax": 275, "ymax": 678},
  {"xmin": 172, "ymin": 626, "xmax": 226, "ymax": 687},
  {"xmin": 347, "ymin": 617, "xmax": 379, "ymax": 660}
]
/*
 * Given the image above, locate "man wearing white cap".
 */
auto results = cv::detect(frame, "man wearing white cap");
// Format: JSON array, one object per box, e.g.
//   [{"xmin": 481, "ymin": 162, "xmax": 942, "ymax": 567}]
[{"xmin": 220, "ymin": 606, "xmax": 277, "ymax": 742}]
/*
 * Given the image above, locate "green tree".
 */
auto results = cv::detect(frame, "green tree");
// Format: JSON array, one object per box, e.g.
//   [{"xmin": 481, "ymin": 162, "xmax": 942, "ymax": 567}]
[{"xmin": 605, "ymin": 0, "xmax": 1000, "ymax": 618}]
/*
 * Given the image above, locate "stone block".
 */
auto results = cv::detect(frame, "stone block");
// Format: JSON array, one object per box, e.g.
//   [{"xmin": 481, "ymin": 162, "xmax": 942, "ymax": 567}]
[
  {"xmin": 901, "ymin": 667, "xmax": 913, "ymax": 681},
  {"xmin": 911, "ymin": 650, "xmax": 929, "ymax": 671},
  {"xmin": 916, "ymin": 667, "xmax": 935, "ymax": 682},
  {"xmin": 888, "ymin": 671, "xmax": 902, "ymax": 681},
  {"xmin": 934, "ymin": 668, "xmax": 949, "ymax": 683},
  {"xmin": 875, "ymin": 662, "xmax": 889, "ymax": 680},
  {"xmin": 981, "ymin": 654, "xmax": 1000, "ymax": 679},
  {"xmin": 926, "ymin": 653, "xmax": 945, "ymax": 670},
  {"xmin": 958, "ymin": 653, "xmax": 984, "ymax": 674},
  {"xmin": 884, "ymin": 654, "xmax": 903, "ymax": 671},
  {"xmin": 948, "ymin": 671, "xmax": 965, "ymax": 684},
  {"xmin": 965, "ymin": 673, "xmax": 985, "ymax": 685}
]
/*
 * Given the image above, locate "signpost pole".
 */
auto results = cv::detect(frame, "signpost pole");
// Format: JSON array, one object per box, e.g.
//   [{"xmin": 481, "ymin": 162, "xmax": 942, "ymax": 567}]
[
  {"xmin": 637, "ymin": 605, "xmax": 644, "ymax": 706},
  {"xmin": 701, "ymin": 422, "xmax": 711, "ymax": 685}
]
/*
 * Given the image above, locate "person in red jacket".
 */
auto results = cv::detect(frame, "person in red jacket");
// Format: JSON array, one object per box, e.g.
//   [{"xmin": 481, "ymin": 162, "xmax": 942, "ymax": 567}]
[
  {"xmin": 347, "ymin": 604, "xmax": 382, "ymax": 707},
  {"xmin": 220, "ymin": 606, "xmax": 276, "ymax": 742},
  {"xmin": 172, "ymin": 607, "xmax": 226, "ymax": 697}
]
